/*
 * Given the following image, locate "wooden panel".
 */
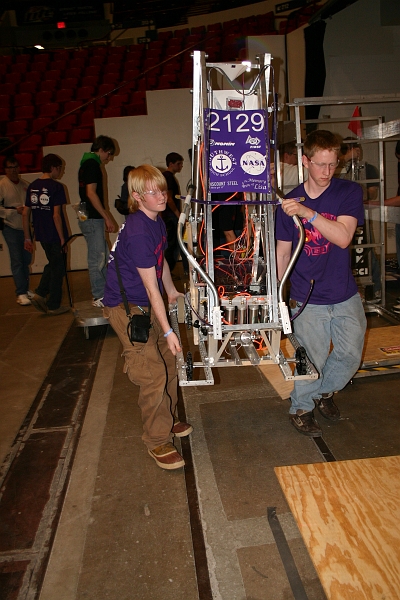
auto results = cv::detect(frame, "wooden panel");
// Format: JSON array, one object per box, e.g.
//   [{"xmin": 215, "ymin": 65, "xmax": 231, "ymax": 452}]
[{"xmin": 275, "ymin": 455, "xmax": 400, "ymax": 599}]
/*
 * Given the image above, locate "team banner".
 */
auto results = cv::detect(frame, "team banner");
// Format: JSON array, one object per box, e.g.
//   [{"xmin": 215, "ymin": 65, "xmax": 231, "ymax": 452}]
[{"xmin": 205, "ymin": 108, "xmax": 270, "ymax": 194}]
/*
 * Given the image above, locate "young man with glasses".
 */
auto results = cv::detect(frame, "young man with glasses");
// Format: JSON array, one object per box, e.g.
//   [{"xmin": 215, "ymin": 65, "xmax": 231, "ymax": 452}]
[
  {"xmin": 102, "ymin": 165, "xmax": 192, "ymax": 470},
  {"xmin": 78, "ymin": 135, "xmax": 116, "ymax": 307},
  {"xmin": 276, "ymin": 130, "xmax": 366, "ymax": 437},
  {"xmin": 0, "ymin": 157, "xmax": 31, "ymax": 305}
]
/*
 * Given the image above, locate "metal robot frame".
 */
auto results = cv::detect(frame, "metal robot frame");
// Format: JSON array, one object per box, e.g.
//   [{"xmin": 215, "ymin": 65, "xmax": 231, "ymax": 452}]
[{"xmin": 169, "ymin": 50, "xmax": 318, "ymax": 387}]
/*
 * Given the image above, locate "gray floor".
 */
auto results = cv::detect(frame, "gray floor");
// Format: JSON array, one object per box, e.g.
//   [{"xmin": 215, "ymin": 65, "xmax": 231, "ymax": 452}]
[{"xmin": 1, "ymin": 268, "xmax": 400, "ymax": 600}]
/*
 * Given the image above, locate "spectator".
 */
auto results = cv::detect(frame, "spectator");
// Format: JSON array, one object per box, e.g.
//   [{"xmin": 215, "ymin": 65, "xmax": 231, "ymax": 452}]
[
  {"xmin": 23, "ymin": 154, "xmax": 70, "ymax": 315},
  {"xmin": 103, "ymin": 165, "xmax": 192, "ymax": 470},
  {"xmin": 78, "ymin": 135, "xmax": 116, "ymax": 307},
  {"xmin": 276, "ymin": 130, "xmax": 366, "ymax": 437},
  {"xmin": 0, "ymin": 156, "xmax": 31, "ymax": 305},
  {"xmin": 115, "ymin": 165, "xmax": 135, "ymax": 216},
  {"xmin": 162, "ymin": 152, "xmax": 188, "ymax": 275}
]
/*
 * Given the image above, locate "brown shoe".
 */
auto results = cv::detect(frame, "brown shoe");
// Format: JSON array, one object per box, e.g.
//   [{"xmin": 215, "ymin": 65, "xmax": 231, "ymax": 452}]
[
  {"xmin": 148, "ymin": 443, "xmax": 185, "ymax": 470},
  {"xmin": 172, "ymin": 420, "xmax": 193, "ymax": 438},
  {"xmin": 289, "ymin": 410, "xmax": 322, "ymax": 437},
  {"xmin": 47, "ymin": 306, "xmax": 70, "ymax": 316},
  {"xmin": 314, "ymin": 393, "xmax": 340, "ymax": 421}
]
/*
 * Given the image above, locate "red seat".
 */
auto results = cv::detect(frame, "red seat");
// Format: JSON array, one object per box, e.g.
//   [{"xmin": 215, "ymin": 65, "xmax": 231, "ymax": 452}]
[
  {"xmin": 24, "ymin": 71, "xmax": 43, "ymax": 83},
  {"xmin": 5, "ymin": 73, "xmax": 22, "ymax": 85},
  {"xmin": 6, "ymin": 120, "xmax": 28, "ymax": 137},
  {"xmin": 102, "ymin": 106, "xmax": 122, "ymax": 118},
  {"xmin": 2, "ymin": 55, "xmax": 14, "ymax": 65},
  {"xmin": 53, "ymin": 50, "xmax": 70, "ymax": 61},
  {"xmin": 107, "ymin": 54, "xmax": 124, "ymax": 66},
  {"xmin": 39, "ymin": 79, "xmax": 58, "ymax": 92},
  {"xmin": 108, "ymin": 46, "xmax": 126, "ymax": 56},
  {"xmin": 69, "ymin": 128, "xmax": 93, "ymax": 144},
  {"xmin": 79, "ymin": 109, "xmax": 95, "ymax": 127},
  {"xmin": 64, "ymin": 67, "xmax": 82, "ymax": 79},
  {"xmin": 19, "ymin": 81, "xmax": 39, "ymax": 94},
  {"xmin": 87, "ymin": 55, "xmax": 105, "ymax": 67},
  {"xmin": 81, "ymin": 75, "xmax": 99, "ymax": 88},
  {"xmin": 72, "ymin": 48, "xmax": 89, "ymax": 60},
  {"xmin": 64, "ymin": 100, "xmax": 84, "ymax": 114},
  {"xmin": 55, "ymin": 88, "xmax": 75, "ymax": 103},
  {"xmin": 50, "ymin": 59, "xmax": 68, "ymax": 71},
  {"xmin": 30, "ymin": 61, "xmax": 48, "ymax": 73},
  {"xmin": 15, "ymin": 152, "xmax": 34, "ymax": 170},
  {"xmin": 16, "ymin": 54, "xmax": 31, "ymax": 64},
  {"xmin": 107, "ymin": 93, "xmax": 129, "ymax": 108},
  {"xmin": 84, "ymin": 65, "xmax": 102, "ymax": 77},
  {"xmin": 38, "ymin": 102, "xmax": 60, "ymax": 118},
  {"xmin": 33, "ymin": 53, "xmax": 50, "ymax": 62},
  {"xmin": 13, "ymin": 63, "xmax": 29, "ymax": 74},
  {"xmin": 55, "ymin": 113, "xmax": 78, "ymax": 130},
  {"xmin": 46, "ymin": 130, "xmax": 68, "ymax": 146},
  {"xmin": 19, "ymin": 133, "xmax": 43, "ymax": 152},
  {"xmin": 0, "ymin": 106, "xmax": 10, "ymax": 123},
  {"xmin": 35, "ymin": 90, "xmax": 53, "ymax": 105},
  {"xmin": 0, "ymin": 94, "xmax": 10, "ymax": 108},
  {"xmin": 31, "ymin": 117, "xmax": 52, "ymax": 132},
  {"xmin": 191, "ymin": 25, "xmax": 206, "ymax": 36},
  {"xmin": 124, "ymin": 103, "xmax": 147, "ymax": 116},
  {"xmin": 97, "ymin": 83, "xmax": 115, "ymax": 95},
  {"xmin": 158, "ymin": 31, "xmax": 173, "ymax": 41},
  {"xmin": 44, "ymin": 69, "xmax": 62, "ymax": 81},
  {"xmin": 2, "ymin": 82, "xmax": 17, "ymax": 95},
  {"xmin": 157, "ymin": 74, "xmax": 177, "ymax": 89},
  {"xmin": 15, "ymin": 105, "xmax": 35, "ymax": 120},
  {"xmin": 101, "ymin": 72, "xmax": 120, "ymax": 84},
  {"xmin": 162, "ymin": 61, "xmax": 181, "ymax": 76},
  {"xmin": 68, "ymin": 58, "xmax": 87, "ymax": 69},
  {"xmin": 174, "ymin": 28, "xmax": 190, "ymax": 38},
  {"xmin": 0, "ymin": 63, "xmax": 9, "ymax": 76},
  {"xmin": 59, "ymin": 77, "xmax": 79, "ymax": 90},
  {"xmin": 91, "ymin": 46, "xmax": 107, "ymax": 56},
  {"xmin": 76, "ymin": 86, "xmax": 96, "ymax": 101}
]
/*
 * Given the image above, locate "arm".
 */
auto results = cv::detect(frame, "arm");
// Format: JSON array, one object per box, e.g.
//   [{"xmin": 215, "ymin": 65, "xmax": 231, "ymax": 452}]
[
  {"xmin": 137, "ymin": 263, "xmax": 182, "ymax": 356},
  {"xmin": 223, "ymin": 230, "xmax": 236, "ymax": 245},
  {"xmin": 86, "ymin": 183, "xmax": 116, "ymax": 232},
  {"xmin": 53, "ymin": 205, "xmax": 65, "ymax": 248},
  {"xmin": 281, "ymin": 199, "xmax": 357, "ymax": 249},
  {"xmin": 162, "ymin": 258, "xmax": 184, "ymax": 304},
  {"xmin": 166, "ymin": 190, "xmax": 180, "ymax": 218},
  {"xmin": 383, "ymin": 195, "xmax": 400, "ymax": 207},
  {"xmin": 22, "ymin": 206, "xmax": 34, "ymax": 253},
  {"xmin": 276, "ymin": 240, "xmax": 292, "ymax": 281}
]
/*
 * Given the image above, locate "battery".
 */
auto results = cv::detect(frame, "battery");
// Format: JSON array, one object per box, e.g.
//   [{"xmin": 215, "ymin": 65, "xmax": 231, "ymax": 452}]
[
  {"xmin": 224, "ymin": 305, "xmax": 235, "ymax": 324},
  {"xmin": 248, "ymin": 304, "xmax": 259, "ymax": 324}
]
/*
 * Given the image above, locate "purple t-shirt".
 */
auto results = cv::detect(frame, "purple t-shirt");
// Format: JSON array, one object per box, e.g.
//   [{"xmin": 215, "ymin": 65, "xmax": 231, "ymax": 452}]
[
  {"xmin": 275, "ymin": 177, "xmax": 364, "ymax": 305},
  {"xmin": 103, "ymin": 209, "xmax": 167, "ymax": 307},
  {"xmin": 25, "ymin": 178, "xmax": 68, "ymax": 244}
]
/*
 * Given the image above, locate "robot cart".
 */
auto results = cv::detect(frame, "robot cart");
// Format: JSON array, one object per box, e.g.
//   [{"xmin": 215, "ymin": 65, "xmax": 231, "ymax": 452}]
[{"xmin": 170, "ymin": 51, "xmax": 318, "ymax": 386}]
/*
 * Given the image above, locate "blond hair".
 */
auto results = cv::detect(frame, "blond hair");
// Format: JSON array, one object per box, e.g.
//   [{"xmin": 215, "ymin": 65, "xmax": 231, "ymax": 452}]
[
  {"xmin": 127, "ymin": 164, "xmax": 167, "ymax": 212},
  {"xmin": 303, "ymin": 130, "xmax": 340, "ymax": 159}
]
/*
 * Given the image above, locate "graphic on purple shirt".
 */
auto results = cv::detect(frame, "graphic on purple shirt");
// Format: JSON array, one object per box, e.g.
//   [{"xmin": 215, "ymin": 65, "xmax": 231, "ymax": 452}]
[
  {"xmin": 103, "ymin": 209, "xmax": 167, "ymax": 307},
  {"xmin": 275, "ymin": 177, "xmax": 364, "ymax": 305},
  {"xmin": 25, "ymin": 178, "xmax": 68, "ymax": 244}
]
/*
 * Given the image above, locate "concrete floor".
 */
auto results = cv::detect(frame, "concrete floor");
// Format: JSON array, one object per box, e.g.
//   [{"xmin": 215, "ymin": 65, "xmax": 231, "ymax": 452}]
[{"xmin": 1, "ymin": 267, "xmax": 400, "ymax": 600}]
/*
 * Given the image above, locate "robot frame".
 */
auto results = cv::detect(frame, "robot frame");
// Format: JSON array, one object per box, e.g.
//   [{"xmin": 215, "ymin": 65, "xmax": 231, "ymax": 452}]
[{"xmin": 169, "ymin": 50, "xmax": 318, "ymax": 387}]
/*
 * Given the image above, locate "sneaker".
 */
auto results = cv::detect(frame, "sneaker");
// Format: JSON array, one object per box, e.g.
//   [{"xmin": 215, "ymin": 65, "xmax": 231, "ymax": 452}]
[
  {"xmin": 392, "ymin": 303, "xmax": 400, "ymax": 313},
  {"xmin": 366, "ymin": 291, "xmax": 381, "ymax": 304},
  {"xmin": 30, "ymin": 293, "xmax": 48, "ymax": 313},
  {"xmin": 47, "ymin": 306, "xmax": 70, "ymax": 316},
  {"xmin": 16, "ymin": 294, "xmax": 31, "ymax": 306},
  {"xmin": 314, "ymin": 393, "xmax": 340, "ymax": 421},
  {"xmin": 27, "ymin": 290, "xmax": 35, "ymax": 299},
  {"xmin": 172, "ymin": 420, "xmax": 193, "ymax": 437},
  {"xmin": 148, "ymin": 443, "xmax": 185, "ymax": 470},
  {"xmin": 92, "ymin": 297, "xmax": 105, "ymax": 308},
  {"xmin": 289, "ymin": 410, "xmax": 322, "ymax": 437}
]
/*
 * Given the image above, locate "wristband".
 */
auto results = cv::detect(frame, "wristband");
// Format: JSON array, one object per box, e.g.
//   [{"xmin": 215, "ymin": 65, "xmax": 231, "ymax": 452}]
[
  {"xmin": 308, "ymin": 211, "xmax": 318, "ymax": 223},
  {"xmin": 164, "ymin": 328, "xmax": 173, "ymax": 338}
]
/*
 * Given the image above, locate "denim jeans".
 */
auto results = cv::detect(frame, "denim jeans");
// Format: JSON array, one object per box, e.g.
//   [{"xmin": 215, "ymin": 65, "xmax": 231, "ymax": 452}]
[
  {"xmin": 78, "ymin": 218, "xmax": 109, "ymax": 299},
  {"xmin": 36, "ymin": 242, "xmax": 65, "ymax": 309},
  {"xmin": 103, "ymin": 304, "xmax": 177, "ymax": 450},
  {"xmin": 289, "ymin": 293, "xmax": 366, "ymax": 414},
  {"xmin": 2, "ymin": 225, "xmax": 31, "ymax": 295}
]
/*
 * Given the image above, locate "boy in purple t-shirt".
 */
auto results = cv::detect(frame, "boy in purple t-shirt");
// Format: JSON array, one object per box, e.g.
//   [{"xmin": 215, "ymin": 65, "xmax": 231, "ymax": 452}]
[
  {"xmin": 276, "ymin": 130, "xmax": 366, "ymax": 437},
  {"xmin": 103, "ymin": 164, "xmax": 192, "ymax": 470}
]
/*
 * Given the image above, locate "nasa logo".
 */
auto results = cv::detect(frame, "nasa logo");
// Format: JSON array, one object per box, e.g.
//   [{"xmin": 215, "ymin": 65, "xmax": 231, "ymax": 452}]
[{"xmin": 240, "ymin": 152, "xmax": 266, "ymax": 175}]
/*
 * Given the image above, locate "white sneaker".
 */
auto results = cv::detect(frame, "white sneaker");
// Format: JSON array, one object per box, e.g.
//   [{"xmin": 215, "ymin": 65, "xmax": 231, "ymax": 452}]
[
  {"xmin": 27, "ymin": 290, "xmax": 35, "ymax": 299},
  {"xmin": 17, "ymin": 294, "xmax": 31, "ymax": 306},
  {"xmin": 92, "ymin": 297, "xmax": 105, "ymax": 308}
]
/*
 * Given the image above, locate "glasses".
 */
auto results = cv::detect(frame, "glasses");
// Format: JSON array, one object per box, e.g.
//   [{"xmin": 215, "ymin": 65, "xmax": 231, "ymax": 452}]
[
  {"xmin": 144, "ymin": 190, "xmax": 167, "ymax": 197},
  {"xmin": 308, "ymin": 159, "xmax": 339, "ymax": 170},
  {"xmin": 5, "ymin": 165, "xmax": 19, "ymax": 170}
]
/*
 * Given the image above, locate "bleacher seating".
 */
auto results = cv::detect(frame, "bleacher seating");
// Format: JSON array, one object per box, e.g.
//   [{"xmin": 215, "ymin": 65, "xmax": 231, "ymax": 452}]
[{"xmin": 0, "ymin": 8, "xmax": 319, "ymax": 170}]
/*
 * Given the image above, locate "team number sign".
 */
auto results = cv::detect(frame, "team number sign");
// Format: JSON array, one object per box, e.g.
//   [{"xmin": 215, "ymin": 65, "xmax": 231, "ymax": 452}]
[{"xmin": 205, "ymin": 108, "xmax": 270, "ymax": 194}]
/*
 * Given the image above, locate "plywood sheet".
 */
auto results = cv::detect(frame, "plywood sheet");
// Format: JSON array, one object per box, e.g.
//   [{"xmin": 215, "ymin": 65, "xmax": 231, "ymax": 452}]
[{"xmin": 275, "ymin": 455, "xmax": 400, "ymax": 599}]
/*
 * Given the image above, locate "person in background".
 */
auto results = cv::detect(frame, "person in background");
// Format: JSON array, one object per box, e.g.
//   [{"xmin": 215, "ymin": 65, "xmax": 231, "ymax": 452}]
[
  {"xmin": 276, "ymin": 130, "xmax": 366, "ymax": 437},
  {"xmin": 103, "ymin": 164, "xmax": 192, "ymax": 470},
  {"xmin": 23, "ymin": 154, "xmax": 70, "ymax": 316},
  {"xmin": 162, "ymin": 152, "xmax": 189, "ymax": 276},
  {"xmin": 0, "ymin": 156, "xmax": 31, "ymax": 305},
  {"xmin": 115, "ymin": 165, "xmax": 135, "ymax": 216},
  {"xmin": 78, "ymin": 135, "xmax": 116, "ymax": 308}
]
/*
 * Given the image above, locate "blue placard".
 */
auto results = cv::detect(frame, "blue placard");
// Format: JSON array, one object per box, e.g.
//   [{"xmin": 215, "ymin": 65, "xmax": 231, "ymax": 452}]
[{"xmin": 205, "ymin": 108, "xmax": 270, "ymax": 194}]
